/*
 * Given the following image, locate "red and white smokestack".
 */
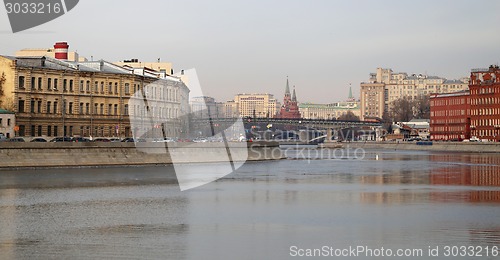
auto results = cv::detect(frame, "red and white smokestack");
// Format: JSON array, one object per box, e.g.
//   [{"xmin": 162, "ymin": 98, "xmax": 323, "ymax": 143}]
[{"xmin": 54, "ymin": 42, "xmax": 69, "ymax": 60}]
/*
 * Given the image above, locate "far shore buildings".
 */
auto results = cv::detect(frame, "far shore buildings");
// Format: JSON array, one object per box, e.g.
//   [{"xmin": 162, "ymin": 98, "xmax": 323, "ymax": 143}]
[
  {"xmin": 299, "ymin": 87, "xmax": 361, "ymax": 120},
  {"xmin": 231, "ymin": 93, "xmax": 279, "ymax": 118},
  {"xmin": 361, "ymin": 68, "xmax": 469, "ymax": 120},
  {"xmin": 0, "ymin": 42, "xmax": 190, "ymax": 138},
  {"xmin": 430, "ymin": 65, "xmax": 500, "ymax": 142}
]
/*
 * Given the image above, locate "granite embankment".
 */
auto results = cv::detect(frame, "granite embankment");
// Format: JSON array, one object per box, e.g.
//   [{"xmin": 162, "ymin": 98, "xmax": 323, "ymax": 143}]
[
  {"xmin": 328, "ymin": 142, "xmax": 500, "ymax": 153},
  {"xmin": 0, "ymin": 142, "xmax": 283, "ymax": 168}
]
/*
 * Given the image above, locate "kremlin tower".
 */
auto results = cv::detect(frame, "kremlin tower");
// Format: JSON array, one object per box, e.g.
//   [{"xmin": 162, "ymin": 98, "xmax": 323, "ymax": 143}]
[{"xmin": 276, "ymin": 78, "xmax": 301, "ymax": 119}]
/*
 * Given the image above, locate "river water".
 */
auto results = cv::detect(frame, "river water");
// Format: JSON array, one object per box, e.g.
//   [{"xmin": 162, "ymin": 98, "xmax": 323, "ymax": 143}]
[{"xmin": 1, "ymin": 148, "xmax": 500, "ymax": 259}]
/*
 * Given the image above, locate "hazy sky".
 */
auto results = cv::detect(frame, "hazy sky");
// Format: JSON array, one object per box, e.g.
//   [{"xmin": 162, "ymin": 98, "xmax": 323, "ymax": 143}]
[{"xmin": 2, "ymin": 0, "xmax": 500, "ymax": 103}]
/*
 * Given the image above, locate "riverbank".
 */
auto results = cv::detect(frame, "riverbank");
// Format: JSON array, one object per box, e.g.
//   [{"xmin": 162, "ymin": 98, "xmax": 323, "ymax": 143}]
[
  {"xmin": 0, "ymin": 141, "xmax": 283, "ymax": 168},
  {"xmin": 322, "ymin": 141, "xmax": 500, "ymax": 153}
]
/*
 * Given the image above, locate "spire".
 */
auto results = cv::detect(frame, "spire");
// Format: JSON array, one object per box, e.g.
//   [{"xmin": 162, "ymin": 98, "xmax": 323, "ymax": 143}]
[
  {"xmin": 292, "ymin": 86, "xmax": 297, "ymax": 102},
  {"xmin": 348, "ymin": 85, "xmax": 353, "ymax": 100},
  {"xmin": 285, "ymin": 77, "xmax": 290, "ymax": 95}
]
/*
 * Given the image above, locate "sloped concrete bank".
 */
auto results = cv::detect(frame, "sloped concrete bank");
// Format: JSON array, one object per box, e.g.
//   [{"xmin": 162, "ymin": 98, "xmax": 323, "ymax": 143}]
[
  {"xmin": 335, "ymin": 142, "xmax": 500, "ymax": 153},
  {"xmin": 0, "ymin": 142, "xmax": 284, "ymax": 168}
]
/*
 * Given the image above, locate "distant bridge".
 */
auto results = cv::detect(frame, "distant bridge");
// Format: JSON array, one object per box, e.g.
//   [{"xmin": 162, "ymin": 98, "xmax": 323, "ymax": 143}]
[{"xmin": 191, "ymin": 117, "xmax": 382, "ymax": 129}]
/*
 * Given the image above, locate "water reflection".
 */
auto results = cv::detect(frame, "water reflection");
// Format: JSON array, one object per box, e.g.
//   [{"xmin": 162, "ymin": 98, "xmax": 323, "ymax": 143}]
[{"xmin": 0, "ymin": 149, "xmax": 499, "ymax": 259}]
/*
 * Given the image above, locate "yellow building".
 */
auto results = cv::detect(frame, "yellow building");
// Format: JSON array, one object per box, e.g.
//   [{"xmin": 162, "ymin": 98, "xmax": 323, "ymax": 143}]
[
  {"xmin": 360, "ymin": 68, "xmax": 469, "ymax": 120},
  {"xmin": 0, "ymin": 55, "xmax": 189, "ymax": 138},
  {"xmin": 231, "ymin": 93, "xmax": 280, "ymax": 118}
]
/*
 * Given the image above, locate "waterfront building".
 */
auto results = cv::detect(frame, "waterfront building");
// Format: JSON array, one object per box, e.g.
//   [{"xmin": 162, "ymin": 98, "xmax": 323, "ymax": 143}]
[
  {"xmin": 469, "ymin": 65, "xmax": 500, "ymax": 141},
  {"xmin": 0, "ymin": 109, "xmax": 15, "ymax": 138},
  {"xmin": 0, "ymin": 43, "xmax": 190, "ymax": 138},
  {"xmin": 226, "ymin": 93, "xmax": 279, "ymax": 118},
  {"xmin": 276, "ymin": 78, "xmax": 300, "ymax": 119},
  {"xmin": 429, "ymin": 91, "xmax": 470, "ymax": 141},
  {"xmin": 360, "ymin": 68, "xmax": 469, "ymax": 120},
  {"xmin": 15, "ymin": 42, "xmax": 87, "ymax": 62},
  {"xmin": 299, "ymin": 87, "xmax": 361, "ymax": 120},
  {"xmin": 190, "ymin": 96, "xmax": 223, "ymax": 119}
]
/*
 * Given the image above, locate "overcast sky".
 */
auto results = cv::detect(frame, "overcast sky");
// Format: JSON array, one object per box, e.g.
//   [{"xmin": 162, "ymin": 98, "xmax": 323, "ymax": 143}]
[{"xmin": 1, "ymin": 0, "xmax": 500, "ymax": 103}]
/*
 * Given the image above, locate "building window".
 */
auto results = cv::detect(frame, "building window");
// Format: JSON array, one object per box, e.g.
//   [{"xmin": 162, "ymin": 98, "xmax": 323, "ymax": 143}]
[
  {"xmin": 47, "ymin": 78, "xmax": 52, "ymax": 90},
  {"xmin": 31, "ymin": 77, "xmax": 36, "ymax": 90},
  {"xmin": 79, "ymin": 103, "xmax": 83, "ymax": 114},
  {"xmin": 86, "ymin": 81, "xmax": 90, "ymax": 92},
  {"xmin": 100, "ymin": 82, "xmax": 104, "ymax": 93},
  {"xmin": 114, "ymin": 104, "xmax": 118, "ymax": 115},
  {"xmin": 47, "ymin": 125, "xmax": 52, "ymax": 137},
  {"xmin": 85, "ymin": 103, "xmax": 90, "ymax": 115},
  {"xmin": 7, "ymin": 118, "xmax": 10, "ymax": 126},
  {"xmin": 38, "ymin": 77, "xmax": 42, "ymax": 90},
  {"xmin": 30, "ymin": 99, "xmax": 35, "ymax": 113},
  {"xmin": 69, "ymin": 80, "xmax": 74, "ymax": 92},
  {"xmin": 108, "ymin": 104, "xmax": 112, "ymax": 115},
  {"xmin": 94, "ymin": 81, "xmax": 98, "ymax": 93},
  {"xmin": 125, "ymin": 83, "xmax": 130, "ymax": 94},
  {"xmin": 53, "ymin": 78, "xmax": 58, "ymax": 90},
  {"xmin": 94, "ymin": 103, "xmax": 98, "ymax": 114},
  {"xmin": 54, "ymin": 126, "xmax": 58, "ymax": 137},
  {"xmin": 18, "ymin": 99, "xmax": 25, "ymax": 113},
  {"xmin": 124, "ymin": 104, "xmax": 129, "ymax": 115},
  {"xmin": 18, "ymin": 76, "xmax": 25, "ymax": 89},
  {"xmin": 53, "ymin": 101, "xmax": 58, "ymax": 114},
  {"xmin": 63, "ymin": 79, "xmax": 67, "ymax": 91},
  {"xmin": 69, "ymin": 102, "xmax": 73, "ymax": 114},
  {"xmin": 37, "ymin": 125, "xmax": 42, "ymax": 136},
  {"xmin": 100, "ymin": 103, "xmax": 104, "ymax": 115},
  {"xmin": 80, "ymin": 80, "xmax": 84, "ymax": 92},
  {"xmin": 109, "ymin": 82, "xmax": 113, "ymax": 94},
  {"xmin": 114, "ymin": 83, "xmax": 118, "ymax": 94},
  {"xmin": 47, "ymin": 101, "xmax": 51, "ymax": 114}
]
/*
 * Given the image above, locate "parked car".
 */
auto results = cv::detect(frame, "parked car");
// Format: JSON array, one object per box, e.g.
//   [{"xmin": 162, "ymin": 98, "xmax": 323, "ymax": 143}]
[
  {"xmin": 50, "ymin": 137, "xmax": 72, "ymax": 142},
  {"xmin": 193, "ymin": 137, "xmax": 208, "ymax": 143},
  {"xmin": 30, "ymin": 137, "xmax": 47, "ymax": 142},
  {"xmin": 94, "ymin": 138, "xmax": 111, "ymax": 142},
  {"xmin": 72, "ymin": 137, "xmax": 92, "ymax": 142},
  {"xmin": 121, "ymin": 137, "xmax": 146, "ymax": 142},
  {"xmin": 8, "ymin": 137, "xmax": 25, "ymax": 142},
  {"xmin": 108, "ymin": 138, "xmax": 121, "ymax": 142}
]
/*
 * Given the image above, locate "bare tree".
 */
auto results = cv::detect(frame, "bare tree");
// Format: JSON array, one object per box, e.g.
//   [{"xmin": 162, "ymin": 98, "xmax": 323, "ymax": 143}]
[
  {"xmin": 390, "ymin": 96, "xmax": 414, "ymax": 122},
  {"xmin": 414, "ymin": 95, "xmax": 430, "ymax": 119},
  {"xmin": 338, "ymin": 111, "xmax": 360, "ymax": 121}
]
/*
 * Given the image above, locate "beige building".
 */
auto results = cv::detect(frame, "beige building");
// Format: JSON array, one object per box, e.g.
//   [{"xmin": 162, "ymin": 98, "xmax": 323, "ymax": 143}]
[
  {"xmin": 0, "ymin": 109, "xmax": 15, "ymax": 138},
  {"xmin": 190, "ymin": 96, "xmax": 224, "ymax": 118},
  {"xmin": 0, "ymin": 55, "xmax": 190, "ymax": 138},
  {"xmin": 16, "ymin": 48, "xmax": 87, "ymax": 62},
  {"xmin": 228, "ymin": 94, "xmax": 280, "ymax": 118},
  {"xmin": 360, "ymin": 68, "xmax": 469, "ymax": 120},
  {"xmin": 299, "ymin": 101, "xmax": 361, "ymax": 120}
]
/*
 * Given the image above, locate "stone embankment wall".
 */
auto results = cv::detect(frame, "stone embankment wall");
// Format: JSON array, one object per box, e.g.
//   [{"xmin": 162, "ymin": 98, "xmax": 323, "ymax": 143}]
[
  {"xmin": 0, "ymin": 142, "xmax": 283, "ymax": 168},
  {"xmin": 332, "ymin": 142, "xmax": 500, "ymax": 153}
]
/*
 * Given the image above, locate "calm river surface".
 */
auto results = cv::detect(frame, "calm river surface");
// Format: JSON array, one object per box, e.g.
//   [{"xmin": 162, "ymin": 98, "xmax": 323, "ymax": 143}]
[{"xmin": 1, "ymin": 148, "xmax": 500, "ymax": 259}]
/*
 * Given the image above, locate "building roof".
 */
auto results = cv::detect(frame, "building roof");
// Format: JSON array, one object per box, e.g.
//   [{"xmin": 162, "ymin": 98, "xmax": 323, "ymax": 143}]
[{"xmin": 0, "ymin": 109, "xmax": 15, "ymax": 114}]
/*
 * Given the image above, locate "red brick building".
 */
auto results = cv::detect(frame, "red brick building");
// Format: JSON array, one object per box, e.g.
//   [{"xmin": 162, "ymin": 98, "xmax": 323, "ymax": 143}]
[
  {"xmin": 469, "ymin": 65, "xmax": 500, "ymax": 141},
  {"xmin": 430, "ymin": 91, "xmax": 471, "ymax": 141}
]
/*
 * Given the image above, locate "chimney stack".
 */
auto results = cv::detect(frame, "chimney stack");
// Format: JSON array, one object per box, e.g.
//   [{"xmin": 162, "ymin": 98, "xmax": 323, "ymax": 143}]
[{"xmin": 54, "ymin": 42, "xmax": 69, "ymax": 60}]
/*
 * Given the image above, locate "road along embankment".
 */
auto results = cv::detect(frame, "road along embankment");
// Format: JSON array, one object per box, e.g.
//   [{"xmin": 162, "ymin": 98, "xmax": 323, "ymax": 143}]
[
  {"xmin": 0, "ymin": 141, "xmax": 284, "ymax": 168},
  {"xmin": 328, "ymin": 142, "xmax": 500, "ymax": 153}
]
